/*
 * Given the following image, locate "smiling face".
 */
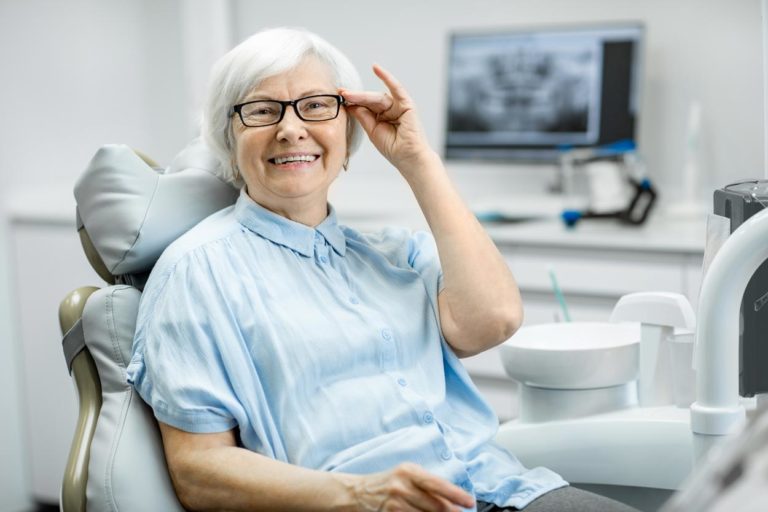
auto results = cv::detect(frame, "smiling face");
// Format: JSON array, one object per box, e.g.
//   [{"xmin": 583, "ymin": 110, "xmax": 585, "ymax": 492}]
[{"xmin": 231, "ymin": 55, "xmax": 348, "ymax": 225}]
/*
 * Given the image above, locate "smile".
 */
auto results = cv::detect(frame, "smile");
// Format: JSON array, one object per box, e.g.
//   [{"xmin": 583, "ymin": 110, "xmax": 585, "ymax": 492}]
[{"xmin": 269, "ymin": 154, "xmax": 319, "ymax": 165}]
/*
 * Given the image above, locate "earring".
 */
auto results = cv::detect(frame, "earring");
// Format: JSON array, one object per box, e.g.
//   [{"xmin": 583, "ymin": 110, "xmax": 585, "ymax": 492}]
[
  {"xmin": 342, "ymin": 157, "xmax": 349, "ymax": 172},
  {"xmin": 232, "ymin": 161, "xmax": 240, "ymax": 180}
]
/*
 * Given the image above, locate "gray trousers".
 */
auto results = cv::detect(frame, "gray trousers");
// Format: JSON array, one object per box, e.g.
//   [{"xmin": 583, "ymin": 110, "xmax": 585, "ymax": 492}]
[{"xmin": 477, "ymin": 486, "xmax": 642, "ymax": 512}]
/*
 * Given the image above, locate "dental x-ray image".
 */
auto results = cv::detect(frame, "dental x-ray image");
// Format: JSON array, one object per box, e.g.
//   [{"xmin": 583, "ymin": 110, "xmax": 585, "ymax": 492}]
[
  {"xmin": 444, "ymin": 24, "xmax": 642, "ymax": 162},
  {"xmin": 447, "ymin": 35, "xmax": 601, "ymax": 145}
]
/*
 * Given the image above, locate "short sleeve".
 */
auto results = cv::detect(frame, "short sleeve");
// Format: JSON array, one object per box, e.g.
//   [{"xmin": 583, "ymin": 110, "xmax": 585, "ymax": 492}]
[
  {"xmin": 127, "ymin": 250, "xmax": 243, "ymax": 433},
  {"xmin": 407, "ymin": 230, "xmax": 444, "ymax": 294}
]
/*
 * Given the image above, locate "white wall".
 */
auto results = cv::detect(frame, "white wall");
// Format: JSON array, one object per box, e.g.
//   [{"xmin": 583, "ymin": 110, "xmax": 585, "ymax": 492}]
[
  {"xmin": 0, "ymin": 0, "xmax": 188, "ymax": 193},
  {"xmin": 0, "ymin": 0, "xmax": 187, "ymax": 508},
  {"xmin": 0, "ymin": 0, "xmax": 762, "ymax": 508},
  {"xmin": 234, "ymin": 0, "xmax": 763, "ymax": 215}
]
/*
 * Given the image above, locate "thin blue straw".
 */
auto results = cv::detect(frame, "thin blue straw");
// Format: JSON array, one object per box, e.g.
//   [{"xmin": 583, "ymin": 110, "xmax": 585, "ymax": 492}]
[{"xmin": 548, "ymin": 267, "xmax": 571, "ymax": 322}]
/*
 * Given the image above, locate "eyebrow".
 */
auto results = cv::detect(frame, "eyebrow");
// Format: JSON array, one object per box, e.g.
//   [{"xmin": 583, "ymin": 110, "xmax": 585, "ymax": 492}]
[{"xmin": 242, "ymin": 89, "xmax": 333, "ymax": 102}]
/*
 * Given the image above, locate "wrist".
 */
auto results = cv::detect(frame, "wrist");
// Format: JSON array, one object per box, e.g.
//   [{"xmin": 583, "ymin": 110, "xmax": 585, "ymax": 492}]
[
  {"xmin": 330, "ymin": 473, "xmax": 363, "ymax": 512},
  {"xmin": 406, "ymin": 147, "xmax": 440, "ymax": 169},
  {"xmin": 398, "ymin": 148, "xmax": 443, "ymax": 184}
]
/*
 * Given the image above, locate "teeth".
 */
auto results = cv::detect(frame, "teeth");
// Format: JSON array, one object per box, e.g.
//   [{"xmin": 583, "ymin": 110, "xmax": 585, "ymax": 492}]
[{"xmin": 274, "ymin": 154, "xmax": 317, "ymax": 164}]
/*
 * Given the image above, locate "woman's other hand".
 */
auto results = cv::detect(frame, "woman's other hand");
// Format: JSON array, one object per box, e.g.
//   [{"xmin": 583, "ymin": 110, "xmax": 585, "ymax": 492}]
[
  {"xmin": 347, "ymin": 462, "xmax": 475, "ymax": 512},
  {"xmin": 341, "ymin": 65, "xmax": 434, "ymax": 175}
]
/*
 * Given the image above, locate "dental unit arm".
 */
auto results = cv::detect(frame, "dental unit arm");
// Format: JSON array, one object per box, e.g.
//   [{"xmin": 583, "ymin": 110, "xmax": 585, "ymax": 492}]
[{"xmin": 691, "ymin": 205, "xmax": 768, "ymax": 462}]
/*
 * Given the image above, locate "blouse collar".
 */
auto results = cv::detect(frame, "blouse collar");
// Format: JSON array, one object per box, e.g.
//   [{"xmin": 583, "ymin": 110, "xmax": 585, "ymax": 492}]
[{"xmin": 234, "ymin": 189, "xmax": 346, "ymax": 257}]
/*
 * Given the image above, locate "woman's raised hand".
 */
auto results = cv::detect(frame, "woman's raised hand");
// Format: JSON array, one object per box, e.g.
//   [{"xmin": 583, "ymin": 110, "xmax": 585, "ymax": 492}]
[
  {"xmin": 349, "ymin": 462, "xmax": 475, "ymax": 512},
  {"xmin": 341, "ymin": 65, "xmax": 435, "ymax": 175}
]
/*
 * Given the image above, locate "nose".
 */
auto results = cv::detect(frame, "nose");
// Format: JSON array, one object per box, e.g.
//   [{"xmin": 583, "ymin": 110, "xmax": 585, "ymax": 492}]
[{"xmin": 275, "ymin": 106, "xmax": 308, "ymax": 144}]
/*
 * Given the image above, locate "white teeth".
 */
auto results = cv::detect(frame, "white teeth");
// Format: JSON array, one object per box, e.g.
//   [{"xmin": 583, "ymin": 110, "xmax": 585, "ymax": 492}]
[{"xmin": 273, "ymin": 154, "xmax": 317, "ymax": 164}]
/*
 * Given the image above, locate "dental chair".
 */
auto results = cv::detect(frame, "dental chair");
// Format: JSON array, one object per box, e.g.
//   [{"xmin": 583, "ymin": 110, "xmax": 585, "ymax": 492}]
[{"xmin": 59, "ymin": 140, "xmax": 238, "ymax": 511}]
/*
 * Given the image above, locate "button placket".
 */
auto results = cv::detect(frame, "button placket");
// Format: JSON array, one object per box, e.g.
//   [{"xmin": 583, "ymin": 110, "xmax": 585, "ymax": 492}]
[
  {"xmin": 314, "ymin": 233, "xmax": 330, "ymax": 265},
  {"xmin": 379, "ymin": 328, "xmax": 396, "ymax": 368}
]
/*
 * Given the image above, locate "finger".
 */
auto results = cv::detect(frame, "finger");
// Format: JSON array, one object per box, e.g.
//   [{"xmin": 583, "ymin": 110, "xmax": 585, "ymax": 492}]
[
  {"xmin": 372, "ymin": 64, "xmax": 411, "ymax": 103},
  {"xmin": 412, "ymin": 475, "xmax": 474, "ymax": 509},
  {"xmin": 402, "ymin": 484, "xmax": 454, "ymax": 512},
  {"xmin": 432, "ymin": 495, "xmax": 464, "ymax": 512},
  {"xmin": 341, "ymin": 90, "xmax": 394, "ymax": 114},
  {"xmin": 345, "ymin": 105, "xmax": 379, "ymax": 136}
]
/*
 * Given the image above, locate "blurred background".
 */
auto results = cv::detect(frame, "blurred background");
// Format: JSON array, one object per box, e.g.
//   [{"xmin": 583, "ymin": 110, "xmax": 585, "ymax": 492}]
[{"xmin": 0, "ymin": 0, "xmax": 762, "ymax": 510}]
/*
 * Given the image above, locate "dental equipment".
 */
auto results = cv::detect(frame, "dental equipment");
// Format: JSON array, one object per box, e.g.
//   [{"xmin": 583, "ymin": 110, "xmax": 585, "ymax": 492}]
[
  {"xmin": 692, "ymin": 190, "xmax": 768, "ymax": 461},
  {"xmin": 496, "ymin": 292, "xmax": 698, "ymax": 510},
  {"xmin": 557, "ymin": 142, "xmax": 658, "ymax": 228},
  {"xmin": 547, "ymin": 267, "xmax": 571, "ymax": 322},
  {"xmin": 713, "ymin": 182, "xmax": 768, "ymax": 398}
]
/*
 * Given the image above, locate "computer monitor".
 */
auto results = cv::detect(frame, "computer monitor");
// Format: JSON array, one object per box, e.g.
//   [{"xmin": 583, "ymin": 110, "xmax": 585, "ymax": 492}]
[{"xmin": 444, "ymin": 23, "xmax": 643, "ymax": 162}]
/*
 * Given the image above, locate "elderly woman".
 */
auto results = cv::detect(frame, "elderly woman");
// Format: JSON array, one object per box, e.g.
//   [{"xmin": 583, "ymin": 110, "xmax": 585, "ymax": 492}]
[{"xmin": 127, "ymin": 28, "xmax": 638, "ymax": 512}]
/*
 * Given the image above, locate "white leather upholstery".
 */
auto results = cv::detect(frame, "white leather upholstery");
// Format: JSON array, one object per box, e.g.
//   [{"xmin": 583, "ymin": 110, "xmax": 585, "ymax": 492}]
[
  {"xmin": 82, "ymin": 286, "xmax": 184, "ymax": 511},
  {"xmin": 68, "ymin": 139, "xmax": 238, "ymax": 511},
  {"xmin": 74, "ymin": 139, "xmax": 238, "ymax": 276}
]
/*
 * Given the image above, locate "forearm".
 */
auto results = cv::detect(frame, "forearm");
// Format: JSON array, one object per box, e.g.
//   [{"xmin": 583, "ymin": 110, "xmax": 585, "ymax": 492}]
[
  {"xmin": 171, "ymin": 445, "xmax": 357, "ymax": 512},
  {"xmin": 342, "ymin": 65, "xmax": 522, "ymax": 355},
  {"xmin": 401, "ymin": 151, "xmax": 523, "ymax": 356}
]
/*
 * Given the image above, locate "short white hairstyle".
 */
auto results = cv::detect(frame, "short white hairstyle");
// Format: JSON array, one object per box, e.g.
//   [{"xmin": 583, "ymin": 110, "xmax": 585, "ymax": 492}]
[{"xmin": 202, "ymin": 27, "xmax": 364, "ymax": 185}]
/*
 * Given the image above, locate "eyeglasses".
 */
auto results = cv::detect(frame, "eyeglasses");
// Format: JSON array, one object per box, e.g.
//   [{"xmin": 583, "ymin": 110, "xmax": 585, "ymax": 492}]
[{"xmin": 232, "ymin": 94, "xmax": 345, "ymax": 127}]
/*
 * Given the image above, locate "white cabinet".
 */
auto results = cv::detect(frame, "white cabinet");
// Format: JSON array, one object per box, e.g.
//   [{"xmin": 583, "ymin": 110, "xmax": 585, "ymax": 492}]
[{"xmin": 463, "ymin": 216, "xmax": 706, "ymax": 422}]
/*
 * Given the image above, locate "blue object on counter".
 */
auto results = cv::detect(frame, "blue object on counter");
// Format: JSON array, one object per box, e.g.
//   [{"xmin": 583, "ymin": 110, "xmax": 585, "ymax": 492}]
[{"xmin": 561, "ymin": 210, "xmax": 582, "ymax": 228}]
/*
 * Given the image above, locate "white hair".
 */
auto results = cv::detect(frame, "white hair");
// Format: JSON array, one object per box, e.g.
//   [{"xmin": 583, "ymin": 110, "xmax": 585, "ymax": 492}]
[{"xmin": 202, "ymin": 27, "xmax": 364, "ymax": 185}]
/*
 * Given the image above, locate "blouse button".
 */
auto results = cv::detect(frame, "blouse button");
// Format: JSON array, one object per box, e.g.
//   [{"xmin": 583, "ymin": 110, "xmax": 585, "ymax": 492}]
[
  {"xmin": 397, "ymin": 378, "xmax": 407, "ymax": 387},
  {"xmin": 423, "ymin": 412, "xmax": 434, "ymax": 424},
  {"xmin": 349, "ymin": 296, "xmax": 360, "ymax": 305},
  {"xmin": 440, "ymin": 449, "xmax": 452, "ymax": 460},
  {"xmin": 381, "ymin": 329, "xmax": 392, "ymax": 341},
  {"xmin": 319, "ymin": 255, "xmax": 328, "ymax": 263}
]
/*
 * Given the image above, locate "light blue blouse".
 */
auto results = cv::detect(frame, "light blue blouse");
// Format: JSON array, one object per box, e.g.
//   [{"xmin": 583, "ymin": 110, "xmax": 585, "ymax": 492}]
[{"xmin": 127, "ymin": 189, "xmax": 566, "ymax": 509}]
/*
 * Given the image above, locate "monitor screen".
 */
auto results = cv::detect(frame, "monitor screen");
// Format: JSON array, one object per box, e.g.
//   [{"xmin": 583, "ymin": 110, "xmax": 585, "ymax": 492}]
[{"xmin": 444, "ymin": 23, "xmax": 643, "ymax": 162}]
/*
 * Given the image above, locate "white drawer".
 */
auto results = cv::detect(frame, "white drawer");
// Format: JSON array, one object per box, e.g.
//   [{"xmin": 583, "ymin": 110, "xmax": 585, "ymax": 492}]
[{"xmin": 504, "ymin": 245, "xmax": 687, "ymax": 297}]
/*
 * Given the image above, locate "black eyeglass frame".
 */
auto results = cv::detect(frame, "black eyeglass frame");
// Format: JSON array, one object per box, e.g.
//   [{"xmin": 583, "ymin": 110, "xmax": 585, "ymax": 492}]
[{"xmin": 231, "ymin": 94, "xmax": 346, "ymax": 127}]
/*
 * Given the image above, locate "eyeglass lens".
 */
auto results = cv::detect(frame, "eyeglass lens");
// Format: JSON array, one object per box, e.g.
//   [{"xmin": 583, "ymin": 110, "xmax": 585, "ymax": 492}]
[{"xmin": 239, "ymin": 95, "xmax": 340, "ymax": 126}]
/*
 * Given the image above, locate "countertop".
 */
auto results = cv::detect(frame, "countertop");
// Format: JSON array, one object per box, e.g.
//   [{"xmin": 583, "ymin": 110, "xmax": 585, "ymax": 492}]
[{"xmin": 4, "ymin": 186, "xmax": 707, "ymax": 254}]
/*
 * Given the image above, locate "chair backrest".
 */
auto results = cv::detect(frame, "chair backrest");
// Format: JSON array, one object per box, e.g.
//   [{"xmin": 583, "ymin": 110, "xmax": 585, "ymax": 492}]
[{"xmin": 60, "ymin": 139, "xmax": 238, "ymax": 511}]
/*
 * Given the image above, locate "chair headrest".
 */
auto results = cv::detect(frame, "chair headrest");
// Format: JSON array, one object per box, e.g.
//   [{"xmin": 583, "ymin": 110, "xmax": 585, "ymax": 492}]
[{"xmin": 74, "ymin": 139, "xmax": 239, "ymax": 279}]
